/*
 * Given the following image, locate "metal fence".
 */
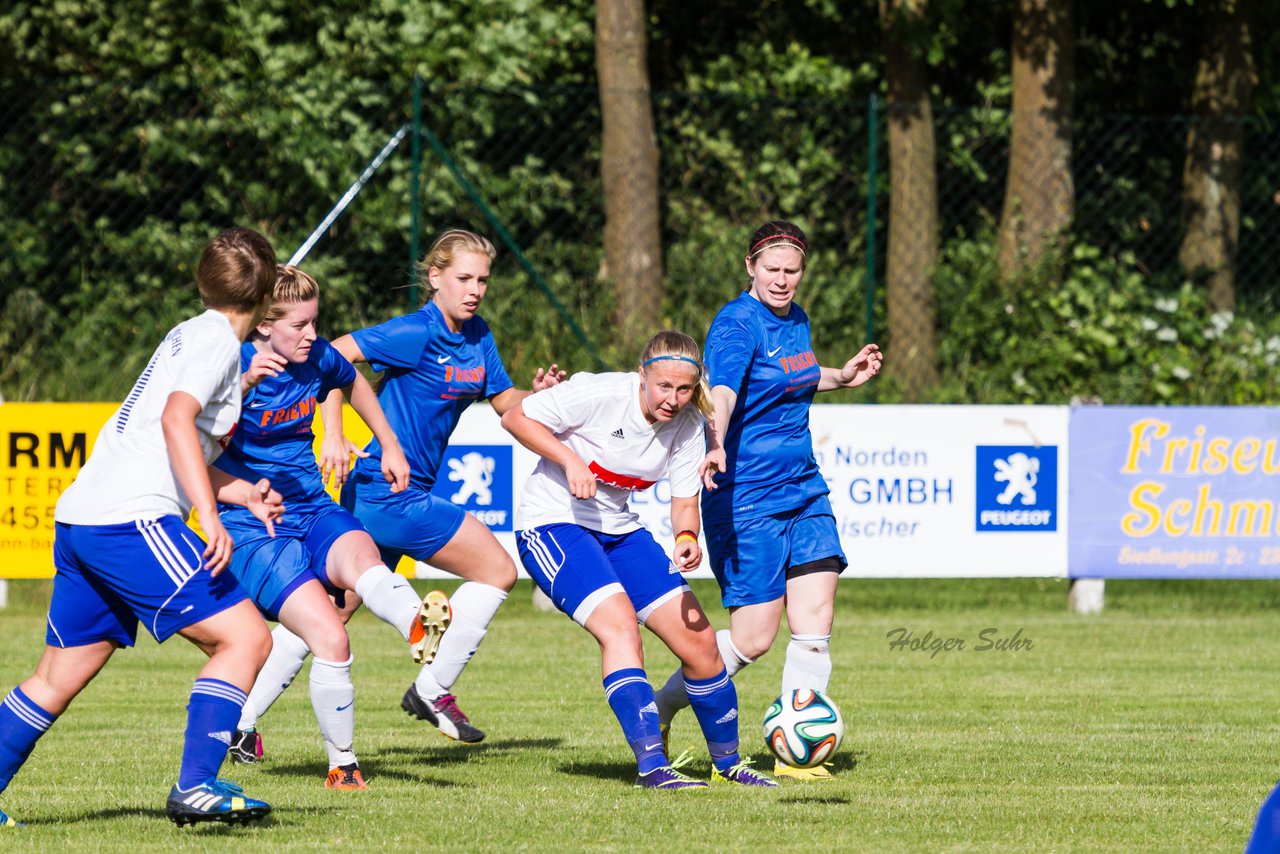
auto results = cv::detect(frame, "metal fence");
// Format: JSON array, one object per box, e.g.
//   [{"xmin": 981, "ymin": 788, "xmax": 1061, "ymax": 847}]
[{"xmin": 3, "ymin": 75, "xmax": 1279, "ymax": 401}]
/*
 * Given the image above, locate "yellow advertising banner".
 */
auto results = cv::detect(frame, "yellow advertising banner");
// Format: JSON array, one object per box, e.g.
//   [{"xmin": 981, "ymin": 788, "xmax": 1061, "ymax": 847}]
[{"xmin": 0, "ymin": 402, "xmax": 398, "ymax": 578}]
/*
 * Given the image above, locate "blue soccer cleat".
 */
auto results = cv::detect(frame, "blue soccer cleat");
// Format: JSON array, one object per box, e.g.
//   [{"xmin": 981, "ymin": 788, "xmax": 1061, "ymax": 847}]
[
  {"xmin": 166, "ymin": 778, "xmax": 271, "ymax": 827},
  {"xmin": 633, "ymin": 765, "xmax": 708, "ymax": 790},
  {"xmin": 0, "ymin": 806, "xmax": 20, "ymax": 827},
  {"xmin": 711, "ymin": 758, "xmax": 779, "ymax": 788}
]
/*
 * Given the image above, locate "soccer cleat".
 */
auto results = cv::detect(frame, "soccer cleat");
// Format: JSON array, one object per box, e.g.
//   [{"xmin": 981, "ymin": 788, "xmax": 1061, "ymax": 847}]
[
  {"xmin": 712, "ymin": 758, "xmax": 778, "ymax": 788},
  {"xmin": 0, "ymin": 806, "xmax": 20, "ymax": 827},
  {"xmin": 228, "ymin": 728, "xmax": 263, "ymax": 764},
  {"xmin": 325, "ymin": 763, "xmax": 369, "ymax": 790},
  {"xmin": 401, "ymin": 686, "xmax": 485, "ymax": 743},
  {"xmin": 773, "ymin": 760, "xmax": 835, "ymax": 781},
  {"xmin": 408, "ymin": 589, "xmax": 451, "ymax": 665},
  {"xmin": 634, "ymin": 765, "xmax": 709, "ymax": 790},
  {"xmin": 166, "ymin": 778, "xmax": 271, "ymax": 827}
]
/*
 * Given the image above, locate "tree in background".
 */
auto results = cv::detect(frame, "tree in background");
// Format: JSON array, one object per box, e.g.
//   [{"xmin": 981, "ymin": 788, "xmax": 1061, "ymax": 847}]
[
  {"xmin": 596, "ymin": 0, "xmax": 663, "ymax": 350},
  {"xmin": 998, "ymin": 0, "xmax": 1074, "ymax": 278},
  {"xmin": 881, "ymin": 0, "xmax": 939, "ymax": 398},
  {"xmin": 1178, "ymin": 0, "xmax": 1257, "ymax": 313}
]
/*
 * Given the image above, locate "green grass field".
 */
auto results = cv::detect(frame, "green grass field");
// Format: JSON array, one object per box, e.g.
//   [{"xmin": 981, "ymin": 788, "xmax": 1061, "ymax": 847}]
[{"xmin": 1, "ymin": 577, "xmax": 1278, "ymax": 852}]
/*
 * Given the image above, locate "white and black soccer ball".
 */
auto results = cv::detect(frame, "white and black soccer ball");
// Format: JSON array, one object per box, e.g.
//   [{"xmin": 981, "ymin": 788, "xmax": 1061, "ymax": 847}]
[{"xmin": 762, "ymin": 688, "xmax": 844, "ymax": 769}]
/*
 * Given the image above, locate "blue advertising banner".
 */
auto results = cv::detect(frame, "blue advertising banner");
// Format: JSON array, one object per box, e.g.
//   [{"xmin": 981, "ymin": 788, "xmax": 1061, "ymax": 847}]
[{"xmin": 1069, "ymin": 407, "xmax": 1280, "ymax": 578}]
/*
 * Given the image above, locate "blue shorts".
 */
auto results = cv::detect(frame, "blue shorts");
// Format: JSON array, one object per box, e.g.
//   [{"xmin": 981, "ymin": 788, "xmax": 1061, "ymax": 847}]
[
  {"xmin": 223, "ymin": 501, "xmax": 365, "ymax": 620},
  {"xmin": 341, "ymin": 472, "xmax": 466, "ymax": 565},
  {"xmin": 516, "ymin": 524, "xmax": 690, "ymax": 626},
  {"xmin": 705, "ymin": 494, "xmax": 847, "ymax": 608},
  {"xmin": 47, "ymin": 518, "xmax": 249, "ymax": 647}
]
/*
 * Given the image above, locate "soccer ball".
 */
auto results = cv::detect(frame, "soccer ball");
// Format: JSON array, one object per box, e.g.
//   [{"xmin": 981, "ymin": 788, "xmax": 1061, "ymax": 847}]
[{"xmin": 762, "ymin": 689, "xmax": 844, "ymax": 768}]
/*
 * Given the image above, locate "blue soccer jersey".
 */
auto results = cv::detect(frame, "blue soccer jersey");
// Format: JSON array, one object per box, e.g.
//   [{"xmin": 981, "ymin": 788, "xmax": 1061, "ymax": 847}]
[
  {"xmin": 214, "ymin": 337, "xmax": 357, "ymax": 507},
  {"xmin": 702, "ymin": 291, "xmax": 828, "ymax": 524},
  {"xmin": 350, "ymin": 302, "xmax": 513, "ymax": 489}
]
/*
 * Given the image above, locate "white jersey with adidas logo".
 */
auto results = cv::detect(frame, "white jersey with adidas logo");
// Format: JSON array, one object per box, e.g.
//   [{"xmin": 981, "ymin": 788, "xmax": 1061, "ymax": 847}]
[
  {"xmin": 56, "ymin": 310, "xmax": 243, "ymax": 525},
  {"xmin": 515, "ymin": 371, "xmax": 705, "ymax": 534}
]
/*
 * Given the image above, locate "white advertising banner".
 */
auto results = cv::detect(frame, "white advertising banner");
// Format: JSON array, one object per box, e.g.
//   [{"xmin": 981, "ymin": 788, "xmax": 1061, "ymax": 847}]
[{"xmin": 414, "ymin": 404, "xmax": 1069, "ymax": 580}]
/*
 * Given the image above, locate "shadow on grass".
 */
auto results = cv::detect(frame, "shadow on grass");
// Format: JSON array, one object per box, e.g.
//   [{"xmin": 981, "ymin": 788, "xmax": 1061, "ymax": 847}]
[
  {"xmin": 374, "ymin": 736, "xmax": 564, "ymax": 767},
  {"xmin": 778, "ymin": 795, "xmax": 851, "ymax": 805},
  {"xmin": 56, "ymin": 805, "xmax": 279, "ymax": 831},
  {"xmin": 557, "ymin": 760, "xmax": 635, "ymax": 784},
  {"xmin": 261, "ymin": 759, "xmax": 467, "ymax": 787}
]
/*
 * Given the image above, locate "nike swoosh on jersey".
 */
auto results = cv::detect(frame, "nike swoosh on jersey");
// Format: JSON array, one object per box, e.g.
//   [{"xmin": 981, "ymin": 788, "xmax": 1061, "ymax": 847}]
[
  {"xmin": 437, "ymin": 355, "xmax": 451, "ymax": 364},
  {"xmin": 766, "ymin": 346, "xmax": 783, "ymax": 357}
]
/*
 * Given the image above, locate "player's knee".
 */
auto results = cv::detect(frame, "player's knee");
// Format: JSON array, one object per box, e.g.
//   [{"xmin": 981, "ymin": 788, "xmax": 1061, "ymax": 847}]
[
  {"xmin": 682, "ymin": 636, "xmax": 723, "ymax": 680},
  {"xmin": 732, "ymin": 632, "xmax": 775, "ymax": 662},
  {"xmin": 480, "ymin": 554, "xmax": 518, "ymax": 591},
  {"xmin": 246, "ymin": 621, "xmax": 274, "ymax": 668},
  {"xmin": 310, "ymin": 631, "xmax": 350, "ymax": 663}
]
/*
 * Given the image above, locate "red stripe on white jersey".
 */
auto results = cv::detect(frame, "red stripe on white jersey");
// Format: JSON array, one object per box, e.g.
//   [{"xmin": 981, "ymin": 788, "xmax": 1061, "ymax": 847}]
[{"xmin": 589, "ymin": 461, "xmax": 657, "ymax": 491}]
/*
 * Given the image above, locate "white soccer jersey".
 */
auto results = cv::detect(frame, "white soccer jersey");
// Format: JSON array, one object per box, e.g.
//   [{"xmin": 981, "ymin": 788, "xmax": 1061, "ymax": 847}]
[
  {"xmin": 515, "ymin": 371, "xmax": 706, "ymax": 534},
  {"xmin": 56, "ymin": 310, "xmax": 243, "ymax": 525}
]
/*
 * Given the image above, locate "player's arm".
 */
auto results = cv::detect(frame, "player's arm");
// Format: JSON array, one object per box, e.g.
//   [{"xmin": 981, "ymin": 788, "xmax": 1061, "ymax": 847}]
[
  {"xmin": 488, "ymin": 363, "xmax": 566, "ymax": 416},
  {"xmin": 700, "ymin": 385, "xmax": 737, "ymax": 490},
  {"xmin": 817, "ymin": 343, "xmax": 883, "ymax": 392},
  {"xmin": 330, "ymin": 333, "xmax": 366, "ymax": 366},
  {"xmin": 670, "ymin": 496, "xmax": 702, "ymax": 572},
  {"xmin": 500, "ymin": 400, "xmax": 596, "ymax": 499},
  {"xmin": 208, "ymin": 467, "xmax": 285, "ymax": 535},
  {"xmin": 342, "ymin": 371, "xmax": 409, "ymax": 492},
  {"xmin": 162, "ymin": 392, "xmax": 278, "ymax": 575}
]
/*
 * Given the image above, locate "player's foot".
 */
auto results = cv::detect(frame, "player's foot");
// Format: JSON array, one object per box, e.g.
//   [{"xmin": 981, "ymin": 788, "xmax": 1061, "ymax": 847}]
[
  {"xmin": 166, "ymin": 778, "xmax": 271, "ymax": 826},
  {"xmin": 634, "ymin": 765, "xmax": 708, "ymax": 790},
  {"xmin": 712, "ymin": 758, "xmax": 778, "ymax": 787},
  {"xmin": 773, "ymin": 760, "xmax": 835, "ymax": 781},
  {"xmin": 228, "ymin": 728, "xmax": 263, "ymax": 764},
  {"xmin": 409, "ymin": 589, "xmax": 451, "ymax": 664},
  {"xmin": 325, "ymin": 763, "xmax": 369, "ymax": 790},
  {"xmin": 0, "ymin": 806, "xmax": 21, "ymax": 827},
  {"xmin": 401, "ymin": 686, "xmax": 485, "ymax": 743}
]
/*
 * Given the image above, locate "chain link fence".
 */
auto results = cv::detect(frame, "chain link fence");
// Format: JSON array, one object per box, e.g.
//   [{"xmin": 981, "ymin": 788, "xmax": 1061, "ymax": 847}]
[{"xmin": 3, "ymin": 76, "xmax": 1279, "ymax": 402}]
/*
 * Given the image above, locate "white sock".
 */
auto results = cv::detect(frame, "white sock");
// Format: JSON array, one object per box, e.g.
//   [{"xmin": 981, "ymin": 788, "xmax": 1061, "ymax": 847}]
[
  {"xmin": 781, "ymin": 633, "xmax": 832, "ymax": 693},
  {"xmin": 354, "ymin": 565, "xmax": 423, "ymax": 641},
  {"xmin": 414, "ymin": 582, "xmax": 507, "ymax": 699},
  {"xmin": 310, "ymin": 655, "xmax": 357, "ymax": 769},
  {"xmin": 239, "ymin": 623, "xmax": 312, "ymax": 730},
  {"xmin": 655, "ymin": 629, "xmax": 754, "ymax": 724}
]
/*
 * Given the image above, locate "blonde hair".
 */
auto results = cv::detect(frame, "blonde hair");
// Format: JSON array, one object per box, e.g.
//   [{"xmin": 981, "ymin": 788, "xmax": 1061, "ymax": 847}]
[
  {"xmin": 263, "ymin": 265, "xmax": 320, "ymax": 324},
  {"xmin": 639, "ymin": 330, "xmax": 712, "ymax": 417},
  {"xmin": 416, "ymin": 229, "xmax": 498, "ymax": 301},
  {"xmin": 197, "ymin": 227, "xmax": 276, "ymax": 312}
]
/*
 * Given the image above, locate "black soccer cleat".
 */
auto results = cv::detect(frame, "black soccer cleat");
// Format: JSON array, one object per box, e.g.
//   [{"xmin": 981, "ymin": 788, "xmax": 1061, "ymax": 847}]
[{"xmin": 401, "ymin": 686, "xmax": 485, "ymax": 743}]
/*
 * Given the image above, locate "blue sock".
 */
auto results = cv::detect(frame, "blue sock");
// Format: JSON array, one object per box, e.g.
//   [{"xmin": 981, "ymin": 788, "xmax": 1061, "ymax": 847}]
[
  {"xmin": 685, "ymin": 668, "xmax": 740, "ymax": 771},
  {"xmin": 178, "ymin": 679, "xmax": 247, "ymax": 790},
  {"xmin": 0, "ymin": 687, "xmax": 57, "ymax": 793},
  {"xmin": 602, "ymin": 668, "xmax": 665, "ymax": 774}
]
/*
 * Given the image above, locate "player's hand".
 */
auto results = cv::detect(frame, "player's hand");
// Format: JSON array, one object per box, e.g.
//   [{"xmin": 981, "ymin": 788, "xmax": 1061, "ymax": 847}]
[
  {"xmin": 246, "ymin": 477, "xmax": 285, "ymax": 540},
  {"xmin": 673, "ymin": 538, "xmax": 701, "ymax": 572},
  {"xmin": 320, "ymin": 432, "xmax": 368, "ymax": 488},
  {"xmin": 200, "ymin": 514, "xmax": 235, "ymax": 576},
  {"xmin": 381, "ymin": 440, "xmax": 411, "ymax": 493},
  {"xmin": 242, "ymin": 351, "xmax": 288, "ymax": 390},
  {"xmin": 700, "ymin": 448, "xmax": 726, "ymax": 491},
  {"xmin": 564, "ymin": 456, "xmax": 597, "ymax": 500},
  {"xmin": 532, "ymin": 363, "xmax": 566, "ymax": 391},
  {"xmin": 839, "ymin": 343, "xmax": 882, "ymax": 388}
]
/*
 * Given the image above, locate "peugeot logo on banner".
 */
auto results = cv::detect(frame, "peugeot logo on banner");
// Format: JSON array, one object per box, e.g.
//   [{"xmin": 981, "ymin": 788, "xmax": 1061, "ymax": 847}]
[
  {"xmin": 975, "ymin": 445, "xmax": 1058, "ymax": 532},
  {"xmin": 431, "ymin": 445, "xmax": 514, "ymax": 531}
]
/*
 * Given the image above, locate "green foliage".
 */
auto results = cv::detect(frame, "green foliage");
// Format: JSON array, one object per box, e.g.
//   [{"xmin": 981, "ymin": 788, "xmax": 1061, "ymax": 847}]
[{"xmin": 924, "ymin": 232, "xmax": 1280, "ymax": 405}]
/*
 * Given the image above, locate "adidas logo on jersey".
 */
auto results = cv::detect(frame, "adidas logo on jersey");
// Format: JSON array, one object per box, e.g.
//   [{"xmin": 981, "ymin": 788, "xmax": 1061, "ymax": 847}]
[{"xmin": 611, "ymin": 428, "xmax": 625, "ymax": 439}]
